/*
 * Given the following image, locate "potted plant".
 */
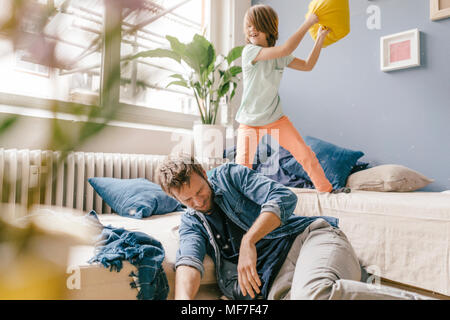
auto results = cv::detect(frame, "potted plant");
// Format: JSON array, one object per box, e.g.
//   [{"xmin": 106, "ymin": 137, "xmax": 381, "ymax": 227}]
[{"xmin": 131, "ymin": 34, "xmax": 243, "ymax": 159}]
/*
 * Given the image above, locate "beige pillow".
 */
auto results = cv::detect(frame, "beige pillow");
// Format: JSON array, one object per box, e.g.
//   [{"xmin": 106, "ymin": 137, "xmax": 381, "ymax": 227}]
[{"xmin": 346, "ymin": 164, "xmax": 434, "ymax": 192}]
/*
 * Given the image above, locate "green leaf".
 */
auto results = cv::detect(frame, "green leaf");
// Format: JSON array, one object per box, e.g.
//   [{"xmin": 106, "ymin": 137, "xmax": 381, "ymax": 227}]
[
  {"xmin": 226, "ymin": 46, "xmax": 244, "ymax": 65},
  {"xmin": 218, "ymin": 82, "xmax": 230, "ymax": 98},
  {"xmin": 230, "ymin": 82, "xmax": 238, "ymax": 100},
  {"xmin": 166, "ymin": 80, "xmax": 188, "ymax": 88},
  {"xmin": 0, "ymin": 115, "xmax": 18, "ymax": 134},
  {"xmin": 229, "ymin": 66, "xmax": 242, "ymax": 77},
  {"xmin": 193, "ymin": 82, "xmax": 203, "ymax": 98},
  {"xmin": 130, "ymin": 48, "xmax": 181, "ymax": 63},
  {"xmin": 222, "ymin": 70, "xmax": 231, "ymax": 83},
  {"xmin": 166, "ymin": 35, "xmax": 186, "ymax": 56},
  {"xmin": 182, "ymin": 34, "xmax": 214, "ymax": 77},
  {"xmin": 79, "ymin": 122, "xmax": 106, "ymax": 143},
  {"xmin": 169, "ymin": 74, "xmax": 185, "ymax": 81},
  {"xmin": 195, "ymin": 34, "xmax": 215, "ymax": 69},
  {"xmin": 205, "ymin": 44, "xmax": 216, "ymax": 77}
]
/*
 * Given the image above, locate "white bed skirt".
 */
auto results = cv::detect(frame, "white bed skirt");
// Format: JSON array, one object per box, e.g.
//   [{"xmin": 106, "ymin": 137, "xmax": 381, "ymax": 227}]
[{"xmin": 289, "ymin": 188, "xmax": 450, "ymax": 296}]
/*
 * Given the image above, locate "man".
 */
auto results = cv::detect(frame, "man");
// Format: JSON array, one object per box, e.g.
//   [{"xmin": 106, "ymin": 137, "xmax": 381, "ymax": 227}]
[{"xmin": 156, "ymin": 154, "xmax": 431, "ymax": 300}]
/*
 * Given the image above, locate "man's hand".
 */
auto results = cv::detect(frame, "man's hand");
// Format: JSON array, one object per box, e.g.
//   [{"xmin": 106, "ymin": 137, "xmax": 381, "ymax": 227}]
[
  {"xmin": 236, "ymin": 211, "xmax": 280, "ymax": 298},
  {"xmin": 175, "ymin": 265, "xmax": 201, "ymax": 300},
  {"xmin": 237, "ymin": 236, "xmax": 261, "ymax": 298}
]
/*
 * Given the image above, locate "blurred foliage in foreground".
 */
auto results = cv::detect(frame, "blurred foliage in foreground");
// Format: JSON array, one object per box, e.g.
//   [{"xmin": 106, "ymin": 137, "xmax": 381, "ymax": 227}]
[{"xmin": 0, "ymin": 0, "xmax": 149, "ymax": 299}]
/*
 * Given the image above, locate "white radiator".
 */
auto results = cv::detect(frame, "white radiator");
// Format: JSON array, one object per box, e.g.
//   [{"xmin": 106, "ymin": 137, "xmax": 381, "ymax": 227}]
[{"xmin": 0, "ymin": 148, "xmax": 167, "ymax": 216}]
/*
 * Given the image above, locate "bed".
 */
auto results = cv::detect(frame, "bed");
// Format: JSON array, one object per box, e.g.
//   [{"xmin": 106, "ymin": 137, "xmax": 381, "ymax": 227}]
[{"xmin": 54, "ymin": 187, "xmax": 450, "ymax": 299}]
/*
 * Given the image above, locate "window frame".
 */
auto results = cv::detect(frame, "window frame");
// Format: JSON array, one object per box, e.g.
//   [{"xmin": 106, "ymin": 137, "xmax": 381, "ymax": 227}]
[
  {"xmin": 101, "ymin": 0, "xmax": 205, "ymax": 128},
  {"xmin": 0, "ymin": 91, "xmax": 198, "ymax": 130}
]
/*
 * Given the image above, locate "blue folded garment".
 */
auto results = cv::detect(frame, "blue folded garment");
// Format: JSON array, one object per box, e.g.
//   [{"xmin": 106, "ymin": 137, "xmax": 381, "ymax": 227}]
[{"xmin": 86, "ymin": 211, "xmax": 169, "ymax": 300}]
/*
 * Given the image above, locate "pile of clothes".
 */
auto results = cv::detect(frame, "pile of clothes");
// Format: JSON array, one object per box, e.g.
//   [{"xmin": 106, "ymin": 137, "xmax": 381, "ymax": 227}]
[{"xmin": 86, "ymin": 211, "xmax": 169, "ymax": 300}]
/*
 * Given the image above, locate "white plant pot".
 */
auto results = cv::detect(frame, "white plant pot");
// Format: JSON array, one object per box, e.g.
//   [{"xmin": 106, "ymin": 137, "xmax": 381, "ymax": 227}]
[{"xmin": 193, "ymin": 124, "xmax": 226, "ymax": 160}]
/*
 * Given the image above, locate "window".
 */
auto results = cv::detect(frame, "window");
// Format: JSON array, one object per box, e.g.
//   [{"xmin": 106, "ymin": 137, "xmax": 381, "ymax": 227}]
[
  {"xmin": 0, "ymin": 0, "xmax": 209, "ymax": 128},
  {"xmin": 0, "ymin": 0, "xmax": 103, "ymax": 104},
  {"xmin": 15, "ymin": 50, "xmax": 50, "ymax": 77},
  {"xmin": 119, "ymin": 0, "xmax": 208, "ymax": 116}
]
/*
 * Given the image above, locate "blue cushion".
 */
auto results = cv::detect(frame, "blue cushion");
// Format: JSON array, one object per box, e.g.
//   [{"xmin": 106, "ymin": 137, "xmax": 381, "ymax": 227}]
[
  {"xmin": 350, "ymin": 161, "xmax": 370, "ymax": 174},
  {"xmin": 88, "ymin": 177, "xmax": 184, "ymax": 219},
  {"xmin": 223, "ymin": 135, "xmax": 365, "ymax": 189},
  {"xmin": 298, "ymin": 136, "xmax": 364, "ymax": 189},
  {"xmin": 252, "ymin": 135, "xmax": 315, "ymax": 188}
]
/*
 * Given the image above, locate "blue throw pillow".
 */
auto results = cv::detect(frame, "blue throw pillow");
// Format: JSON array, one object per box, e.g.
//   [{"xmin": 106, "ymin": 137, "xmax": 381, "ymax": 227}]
[
  {"xmin": 222, "ymin": 135, "xmax": 364, "ymax": 189},
  {"xmin": 298, "ymin": 136, "xmax": 364, "ymax": 189},
  {"xmin": 88, "ymin": 177, "xmax": 184, "ymax": 219},
  {"xmin": 350, "ymin": 161, "xmax": 370, "ymax": 174},
  {"xmin": 252, "ymin": 135, "xmax": 315, "ymax": 188}
]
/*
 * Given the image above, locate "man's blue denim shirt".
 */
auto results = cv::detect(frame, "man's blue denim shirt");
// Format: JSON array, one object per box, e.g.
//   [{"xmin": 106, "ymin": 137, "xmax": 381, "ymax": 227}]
[{"xmin": 175, "ymin": 163, "xmax": 338, "ymax": 297}]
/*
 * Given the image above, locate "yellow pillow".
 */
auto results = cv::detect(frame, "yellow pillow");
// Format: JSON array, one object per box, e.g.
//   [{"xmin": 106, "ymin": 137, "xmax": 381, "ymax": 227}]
[{"xmin": 305, "ymin": 0, "xmax": 350, "ymax": 48}]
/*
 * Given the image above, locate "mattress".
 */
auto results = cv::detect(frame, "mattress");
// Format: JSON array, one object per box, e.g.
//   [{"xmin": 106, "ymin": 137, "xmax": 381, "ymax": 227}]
[{"xmin": 289, "ymin": 188, "xmax": 450, "ymax": 296}]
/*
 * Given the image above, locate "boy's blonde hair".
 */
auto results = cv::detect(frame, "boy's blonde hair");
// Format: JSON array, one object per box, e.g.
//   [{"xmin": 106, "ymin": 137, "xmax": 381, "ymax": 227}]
[{"xmin": 244, "ymin": 4, "xmax": 279, "ymax": 47}]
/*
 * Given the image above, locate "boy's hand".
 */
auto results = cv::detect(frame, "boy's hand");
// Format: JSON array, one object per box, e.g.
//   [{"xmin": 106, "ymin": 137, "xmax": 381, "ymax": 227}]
[
  {"xmin": 317, "ymin": 25, "xmax": 330, "ymax": 39},
  {"xmin": 306, "ymin": 13, "xmax": 319, "ymax": 26}
]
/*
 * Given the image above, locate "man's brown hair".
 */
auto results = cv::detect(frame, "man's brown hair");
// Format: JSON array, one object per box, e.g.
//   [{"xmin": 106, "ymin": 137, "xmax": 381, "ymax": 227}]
[
  {"xmin": 244, "ymin": 4, "xmax": 279, "ymax": 47},
  {"xmin": 156, "ymin": 153, "xmax": 206, "ymax": 198}
]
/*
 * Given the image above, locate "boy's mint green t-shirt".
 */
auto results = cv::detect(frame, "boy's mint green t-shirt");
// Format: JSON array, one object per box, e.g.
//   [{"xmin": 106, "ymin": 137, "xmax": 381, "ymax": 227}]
[{"xmin": 235, "ymin": 44, "xmax": 295, "ymax": 127}]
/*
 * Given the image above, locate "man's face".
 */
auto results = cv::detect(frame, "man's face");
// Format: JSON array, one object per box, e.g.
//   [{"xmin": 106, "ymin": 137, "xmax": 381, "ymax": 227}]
[{"xmin": 171, "ymin": 172, "xmax": 214, "ymax": 214}]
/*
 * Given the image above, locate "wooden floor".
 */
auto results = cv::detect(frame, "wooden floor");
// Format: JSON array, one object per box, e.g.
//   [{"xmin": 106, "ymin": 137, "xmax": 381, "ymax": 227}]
[
  {"xmin": 199, "ymin": 280, "xmax": 450, "ymax": 300},
  {"xmin": 380, "ymin": 278, "xmax": 450, "ymax": 300}
]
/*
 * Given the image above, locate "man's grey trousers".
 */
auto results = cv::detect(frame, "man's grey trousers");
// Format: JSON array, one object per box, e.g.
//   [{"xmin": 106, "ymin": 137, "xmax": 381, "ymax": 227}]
[{"xmin": 268, "ymin": 218, "xmax": 433, "ymax": 300}]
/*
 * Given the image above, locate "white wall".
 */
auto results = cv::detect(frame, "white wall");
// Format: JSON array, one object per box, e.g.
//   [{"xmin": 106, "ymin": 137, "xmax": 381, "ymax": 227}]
[
  {"xmin": 230, "ymin": 0, "xmax": 251, "ymax": 133},
  {"xmin": 0, "ymin": 114, "xmax": 193, "ymax": 155},
  {"xmin": 210, "ymin": 0, "xmax": 251, "ymax": 140}
]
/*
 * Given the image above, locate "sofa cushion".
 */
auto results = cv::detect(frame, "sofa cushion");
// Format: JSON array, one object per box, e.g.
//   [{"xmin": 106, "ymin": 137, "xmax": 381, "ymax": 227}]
[
  {"xmin": 345, "ymin": 164, "xmax": 434, "ymax": 192},
  {"xmin": 299, "ymin": 136, "xmax": 364, "ymax": 189},
  {"xmin": 88, "ymin": 177, "xmax": 184, "ymax": 219}
]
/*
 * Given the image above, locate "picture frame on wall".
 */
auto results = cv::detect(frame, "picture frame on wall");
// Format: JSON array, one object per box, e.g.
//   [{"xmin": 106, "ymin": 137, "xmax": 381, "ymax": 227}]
[
  {"xmin": 380, "ymin": 29, "xmax": 420, "ymax": 72},
  {"xmin": 430, "ymin": 0, "xmax": 450, "ymax": 21}
]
